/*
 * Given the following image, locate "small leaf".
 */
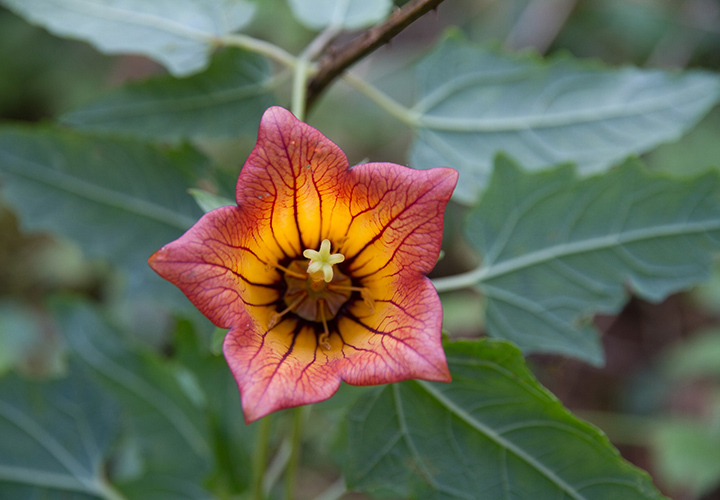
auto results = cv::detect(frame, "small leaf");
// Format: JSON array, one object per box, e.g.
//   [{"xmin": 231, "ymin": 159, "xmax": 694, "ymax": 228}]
[
  {"xmin": 409, "ymin": 37, "xmax": 720, "ymax": 203},
  {"xmin": 288, "ymin": 0, "xmax": 392, "ymax": 30},
  {"xmin": 461, "ymin": 156, "xmax": 720, "ymax": 364},
  {"xmin": 346, "ymin": 340, "xmax": 667, "ymax": 500},
  {"xmin": 188, "ymin": 189, "xmax": 235, "ymax": 214},
  {"xmin": 0, "ymin": 365, "xmax": 120, "ymax": 499},
  {"xmin": 0, "ymin": 127, "xmax": 205, "ymax": 301},
  {"xmin": 0, "ymin": 0, "xmax": 256, "ymax": 76},
  {"xmin": 61, "ymin": 49, "xmax": 276, "ymax": 142}
]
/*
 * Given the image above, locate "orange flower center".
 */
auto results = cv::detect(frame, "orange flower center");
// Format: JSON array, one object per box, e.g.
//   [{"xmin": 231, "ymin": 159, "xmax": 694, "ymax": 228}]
[{"xmin": 268, "ymin": 239, "xmax": 375, "ymax": 350}]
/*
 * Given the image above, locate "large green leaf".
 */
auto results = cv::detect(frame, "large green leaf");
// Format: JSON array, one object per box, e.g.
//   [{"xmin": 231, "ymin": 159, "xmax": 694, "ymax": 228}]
[
  {"xmin": 0, "ymin": 127, "xmax": 205, "ymax": 300},
  {"xmin": 443, "ymin": 156, "xmax": 720, "ymax": 364},
  {"xmin": 61, "ymin": 48, "xmax": 275, "ymax": 142},
  {"xmin": 345, "ymin": 340, "xmax": 667, "ymax": 500},
  {"xmin": 171, "ymin": 321, "xmax": 257, "ymax": 496},
  {"xmin": 0, "ymin": 0, "xmax": 256, "ymax": 76},
  {"xmin": 288, "ymin": 0, "xmax": 392, "ymax": 30},
  {"xmin": 409, "ymin": 37, "xmax": 720, "ymax": 203},
  {"xmin": 55, "ymin": 303, "xmax": 214, "ymax": 499},
  {"xmin": 0, "ymin": 367, "xmax": 120, "ymax": 499}
]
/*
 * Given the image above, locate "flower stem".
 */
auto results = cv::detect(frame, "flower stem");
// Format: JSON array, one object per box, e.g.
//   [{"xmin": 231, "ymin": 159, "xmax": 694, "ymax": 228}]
[
  {"xmin": 251, "ymin": 415, "xmax": 273, "ymax": 500},
  {"xmin": 306, "ymin": 0, "xmax": 448, "ymax": 107},
  {"xmin": 291, "ymin": 58, "xmax": 310, "ymax": 121},
  {"xmin": 292, "ymin": 27, "xmax": 338, "ymax": 121},
  {"xmin": 284, "ymin": 406, "xmax": 307, "ymax": 500}
]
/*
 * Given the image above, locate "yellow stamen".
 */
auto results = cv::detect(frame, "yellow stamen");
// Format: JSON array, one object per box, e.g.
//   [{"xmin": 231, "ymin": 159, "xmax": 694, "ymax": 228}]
[
  {"xmin": 268, "ymin": 292, "xmax": 307, "ymax": 329},
  {"xmin": 318, "ymin": 299, "xmax": 332, "ymax": 351},
  {"xmin": 267, "ymin": 262, "xmax": 307, "ymax": 280},
  {"xmin": 326, "ymin": 284, "xmax": 375, "ymax": 312},
  {"xmin": 302, "ymin": 239, "xmax": 345, "ymax": 283}
]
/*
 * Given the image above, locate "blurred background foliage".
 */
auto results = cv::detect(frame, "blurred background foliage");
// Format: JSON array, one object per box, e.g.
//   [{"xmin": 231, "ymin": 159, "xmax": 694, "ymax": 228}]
[{"xmin": 2, "ymin": 1, "xmax": 720, "ymax": 499}]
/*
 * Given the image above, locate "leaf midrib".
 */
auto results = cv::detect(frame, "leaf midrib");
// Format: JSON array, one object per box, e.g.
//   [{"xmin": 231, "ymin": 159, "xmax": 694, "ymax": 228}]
[
  {"xmin": 43, "ymin": 0, "xmax": 214, "ymax": 42},
  {"xmin": 416, "ymin": 381, "xmax": 586, "ymax": 500},
  {"xmin": 0, "ymin": 401, "xmax": 98, "ymax": 494},
  {"xmin": 71, "ymin": 331, "xmax": 211, "ymax": 459},
  {"xmin": 478, "ymin": 218, "xmax": 720, "ymax": 283},
  {"xmin": 0, "ymin": 147, "xmax": 196, "ymax": 230},
  {"xmin": 0, "ymin": 464, "xmax": 101, "ymax": 496},
  {"xmin": 412, "ymin": 79, "xmax": 716, "ymax": 132},
  {"xmin": 68, "ymin": 77, "xmax": 275, "ymax": 121}
]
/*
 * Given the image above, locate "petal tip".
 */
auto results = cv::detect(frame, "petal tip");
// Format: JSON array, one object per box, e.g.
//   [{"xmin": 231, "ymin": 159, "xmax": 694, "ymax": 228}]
[
  {"xmin": 260, "ymin": 105, "xmax": 298, "ymax": 128},
  {"xmin": 147, "ymin": 246, "xmax": 167, "ymax": 271}
]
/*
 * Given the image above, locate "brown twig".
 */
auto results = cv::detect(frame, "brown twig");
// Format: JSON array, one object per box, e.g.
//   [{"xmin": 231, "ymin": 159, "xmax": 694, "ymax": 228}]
[{"xmin": 306, "ymin": 0, "xmax": 446, "ymax": 109}]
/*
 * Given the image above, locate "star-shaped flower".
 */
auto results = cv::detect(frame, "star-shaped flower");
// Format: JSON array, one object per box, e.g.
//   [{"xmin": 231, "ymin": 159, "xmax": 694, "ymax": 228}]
[{"xmin": 149, "ymin": 107, "xmax": 458, "ymax": 423}]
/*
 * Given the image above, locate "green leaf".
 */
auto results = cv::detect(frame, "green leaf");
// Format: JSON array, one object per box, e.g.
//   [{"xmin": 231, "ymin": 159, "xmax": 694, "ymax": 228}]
[
  {"xmin": 0, "ymin": 367, "xmax": 120, "ymax": 499},
  {"xmin": 0, "ymin": 127, "xmax": 205, "ymax": 300},
  {"xmin": 346, "ymin": 340, "xmax": 667, "ymax": 500},
  {"xmin": 409, "ymin": 37, "xmax": 720, "ymax": 203},
  {"xmin": 288, "ymin": 0, "xmax": 392, "ymax": 30},
  {"xmin": 55, "ymin": 302, "xmax": 214, "ymax": 499},
  {"xmin": 188, "ymin": 189, "xmax": 235, "ymax": 214},
  {"xmin": 457, "ymin": 156, "xmax": 720, "ymax": 364},
  {"xmin": 172, "ymin": 321, "xmax": 256, "ymax": 496},
  {"xmin": 61, "ymin": 49, "xmax": 276, "ymax": 142},
  {"xmin": 0, "ymin": 0, "xmax": 256, "ymax": 76}
]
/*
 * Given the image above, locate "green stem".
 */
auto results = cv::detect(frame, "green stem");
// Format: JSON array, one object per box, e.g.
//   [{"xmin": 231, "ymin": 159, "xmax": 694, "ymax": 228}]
[
  {"xmin": 292, "ymin": 27, "xmax": 338, "ymax": 120},
  {"xmin": 251, "ymin": 415, "xmax": 273, "ymax": 500},
  {"xmin": 341, "ymin": 72, "xmax": 417, "ymax": 126},
  {"xmin": 431, "ymin": 265, "xmax": 485, "ymax": 293},
  {"xmin": 291, "ymin": 58, "xmax": 310, "ymax": 121},
  {"xmin": 219, "ymin": 33, "xmax": 298, "ymax": 68},
  {"xmin": 284, "ymin": 407, "xmax": 307, "ymax": 500},
  {"xmin": 314, "ymin": 477, "xmax": 347, "ymax": 500}
]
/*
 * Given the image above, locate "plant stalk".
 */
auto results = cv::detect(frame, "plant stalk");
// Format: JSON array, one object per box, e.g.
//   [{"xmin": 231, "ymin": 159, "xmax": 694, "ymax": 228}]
[
  {"xmin": 251, "ymin": 415, "xmax": 273, "ymax": 500},
  {"xmin": 284, "ymin": 406, "xmax": 307, "ymax": 500}
]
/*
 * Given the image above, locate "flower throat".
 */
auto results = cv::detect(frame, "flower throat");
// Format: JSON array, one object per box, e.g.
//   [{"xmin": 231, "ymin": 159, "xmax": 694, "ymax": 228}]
[{"xmin": 269, "ymin": 239, "xmax": 374, "ymax": 350}]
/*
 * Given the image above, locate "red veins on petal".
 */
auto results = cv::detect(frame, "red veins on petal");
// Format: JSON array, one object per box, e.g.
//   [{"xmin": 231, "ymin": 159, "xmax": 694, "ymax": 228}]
[{"xmin": 149, "ymin": 106, "xmax": 458, "ymax": 423}]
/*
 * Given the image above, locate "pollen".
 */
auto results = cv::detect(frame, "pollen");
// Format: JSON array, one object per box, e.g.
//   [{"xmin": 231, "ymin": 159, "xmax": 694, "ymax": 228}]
[{"xmin": 303, "ymin": 239, "xmax": 345, "ymax": 282}]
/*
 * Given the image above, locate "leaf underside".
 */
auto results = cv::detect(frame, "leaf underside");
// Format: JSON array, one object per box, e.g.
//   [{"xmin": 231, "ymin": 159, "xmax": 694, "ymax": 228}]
[
  {"xmin": 0, "ymin": 0, "xmax": 257, "ymax": 76},
  {"xmin": 409, "ymin": 37, "xmax": 720, "ymax": 203},
  {"xmin": 466, "ymin": 156, "xmax": 720, "ymax": 364},
  {"xmin": 287, "ymin": 0, "xmax": 392, "ymax": 30}
]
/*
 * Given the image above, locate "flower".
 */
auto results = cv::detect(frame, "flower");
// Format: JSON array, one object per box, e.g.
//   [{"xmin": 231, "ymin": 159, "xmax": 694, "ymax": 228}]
[{"xmin": 149, "ymin": 107, "xmax": 458, "ymax": 423}]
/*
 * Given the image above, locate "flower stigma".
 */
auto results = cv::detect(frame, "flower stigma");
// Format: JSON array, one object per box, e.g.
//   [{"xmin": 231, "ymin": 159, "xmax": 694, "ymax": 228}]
[{"xmin": 303, "ymin": 239, "xmax": 345, "ymax": 282}]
